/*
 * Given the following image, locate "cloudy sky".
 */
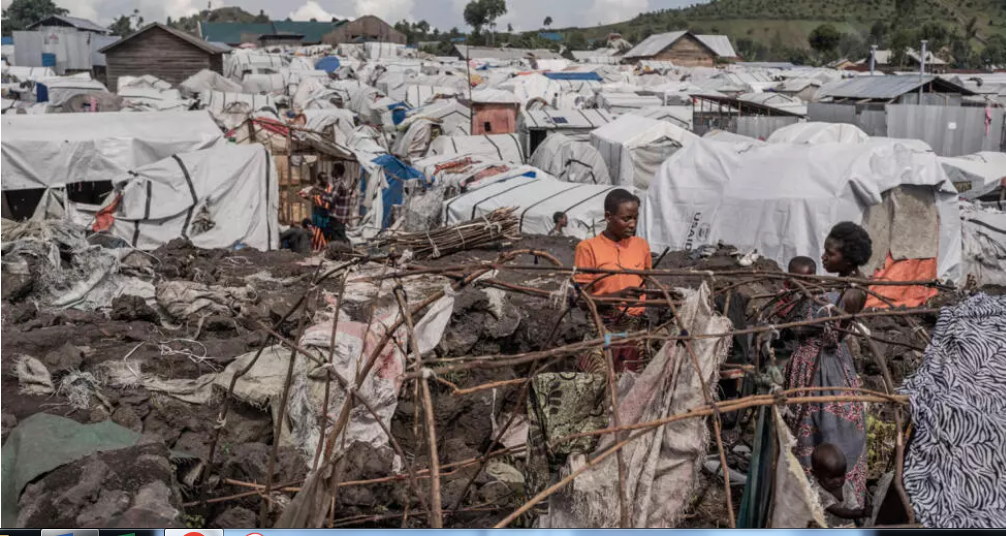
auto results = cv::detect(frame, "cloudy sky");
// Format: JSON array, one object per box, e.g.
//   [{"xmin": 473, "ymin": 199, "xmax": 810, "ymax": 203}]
[{"xmin": 4, "ymin": 0, "xmax": 707, "ymax": 31}]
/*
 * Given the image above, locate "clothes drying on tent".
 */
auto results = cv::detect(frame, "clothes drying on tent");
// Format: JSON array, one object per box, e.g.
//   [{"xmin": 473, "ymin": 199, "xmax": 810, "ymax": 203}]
[
  {"xmin": 529, "ymin": 133, "xmax": 612, "ymax": 185},
  {"xmin": 444, "ymin": 174, "xmax": 628, "ymax": 239},
  {"xmin": 590, "ymin": 113, "xmax": 698, "ymax": 190},
  {"xmin": 427, "ymin": 133, "xmax": 526, "ymax": 164}
]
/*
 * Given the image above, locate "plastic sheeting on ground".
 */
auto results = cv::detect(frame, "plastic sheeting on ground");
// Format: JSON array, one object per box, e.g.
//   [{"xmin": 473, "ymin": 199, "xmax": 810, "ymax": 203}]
[
  {"xmin": 902, "ymin": 293, "xmax": 1006, "ymax": 528},
  {"xmin": 529, "ymin": 133, "xmax": 612, "ymax": 185},
  {"xmin": 538, "ymin": 284, "xmax": 731, "ymax": 527},
  {"xmin": 1, "ymin": 413, "xmax": 141, "ymax": 527},
  {"xmin": 1, "ymin": 111, "xmax": 224, "ymax": 191},
  {"xmin": 590, "ymin": 114, "xmax": 697, "ymax": 190},
  {"xmin": 102, "ymin": 143, "xmax": 279, "ymax": 251},
  {"xmin": 427, "ymin": 133, "xmax": 525, "ymax": 164},
  {"xmin": 443, "ymin": 173, "xmax": 625, "ymax": 239},
  {"xmin": 214, "ymin": 286, "xmax": 455, "ymax": 465},
  {"xmin": 641, "ymin": 139, "xmax": 962, "ymax": 282}
]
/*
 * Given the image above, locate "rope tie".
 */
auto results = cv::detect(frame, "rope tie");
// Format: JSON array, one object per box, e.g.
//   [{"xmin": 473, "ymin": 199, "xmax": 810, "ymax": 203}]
[
  {"xmin": 455, "ymin": 227, "xmax": 466, "ymax": 248},
  {"xmin": 425, "ymin": 229, "xmax": 441, "ymax": 259}
]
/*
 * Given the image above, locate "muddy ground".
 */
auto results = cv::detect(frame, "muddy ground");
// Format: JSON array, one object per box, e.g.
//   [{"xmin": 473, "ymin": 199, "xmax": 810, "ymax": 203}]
[{"xmin": 0, "ymin": 236, "xmax": 961, "ymax": 528}]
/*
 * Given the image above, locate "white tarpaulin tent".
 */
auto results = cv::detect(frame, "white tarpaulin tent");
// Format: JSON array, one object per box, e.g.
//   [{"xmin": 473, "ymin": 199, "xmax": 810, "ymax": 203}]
[
  {"xmin": 201, "ymin": 91, "xmax": 278, "ymax": 130},
  {"xmin": 403, "ymin": 99, "xmax": 472, "ymax": 135},
  {"xmin": 641, "ymin": 139, "xmax": 962, "ymax": 281},
  {"xmin": 529, "ymin": 133, "xmax": 612, "ymax": 185},
  {"xmin": 939, "ymin": 152, "xmax": 1006, "ymax": 200},
  {"xmin": 596, "ymin": 92, "xmax": 664, "ymax": 114},
  {"xmin": 427, "ymin": 133, "xmax": 525, "ymax": 164},
  {"xmin": 628, "ymin": 106, "xmax": 693, "ymax": 130},
  {"xmin": 591, "ymin": 114, "xmax": 698, "ymax": 190},
  {"xmin": 103, "ymin": 143, "xmax": 279, "ymax": 251},
  {"xmin": 2, "ymin": 111, "xmax": 224, "ymax": 191},
  {"xmin": 404, "ymin": 85, "xmax": 464, "ymax": 107},
  {"xmin": 444, "ymin": 173, "xmax": 624, "ymax": 238},
  {"xmin": 959, "ymin": 202, "xmax": 1006, "ymax": 286},
  {"xmin": 412, "ymin": 153, "xmax": 534, "ymax": 191},
  {"xmin": 767, "ymin": 122, "xmax": 870, "ymax": 144}
]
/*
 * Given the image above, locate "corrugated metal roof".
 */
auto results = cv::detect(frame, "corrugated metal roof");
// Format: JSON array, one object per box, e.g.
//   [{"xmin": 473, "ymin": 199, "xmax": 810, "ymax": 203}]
[
  {"xmin": 695, "ymin": 34, "xmax": 737, "ymax": 58},
  {"xmin": 28, "ymin": 15, "xmax": 110, "ymax": 34},
  {"xmin": 522, "ymin": 108, "xmax": 614, "ymax": 129},
  {"xmin": 199, "ymin": 21, "xmax": 342, "ymax": 45},
  {"xmin": 623, "ymin": 31, "xmax": 735, "ymax": 59},
  {"xmin": 816, "ymin": 75, "xmax": 973, "ymax": 100},
  {"xmin": 622, "ymin": 31, "xmax": 687, "ymax": 59},
  {"xmin": 454, "ymin": 45, "xmax": 563, "ymax": 60}
]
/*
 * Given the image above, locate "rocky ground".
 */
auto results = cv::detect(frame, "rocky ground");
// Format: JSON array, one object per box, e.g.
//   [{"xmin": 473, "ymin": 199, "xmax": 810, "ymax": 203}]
[{"xmin": 0, "ymin": 236, "xmax": 970, "ymax": 529}]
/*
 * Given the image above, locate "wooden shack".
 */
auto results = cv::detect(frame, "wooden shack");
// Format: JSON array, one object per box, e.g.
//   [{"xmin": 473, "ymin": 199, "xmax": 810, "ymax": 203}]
[
  {"xmin": 100, "ymin": 23, "xmax": 227, "ymax": 91},
  {"xmin": 622, "ymin": 31, "xmax": 737, "ymax": 67},
  {"xmin": 466, "ymin": 89, "xmax": 521, "ymax": 135},
  {"xmin": 323, "ymin": 15, "xmax": 405, "ymax": 45}
]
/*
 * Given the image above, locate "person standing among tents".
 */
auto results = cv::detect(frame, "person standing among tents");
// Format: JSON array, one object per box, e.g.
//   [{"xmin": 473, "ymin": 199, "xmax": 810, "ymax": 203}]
[
  {"xmin": 326, "ymin": 162, "xmax": 354, "ymax": 243},
  {"xmin": 302, "ymin": 171, "xmax": 335, "ymax": 239},
  {"xmin": 572, "ymin": 188, "xmax": 652, "ymax": 373},
  {"xmin": 783, "ymin": 221, "xmax": 872, "ymax": 506}
]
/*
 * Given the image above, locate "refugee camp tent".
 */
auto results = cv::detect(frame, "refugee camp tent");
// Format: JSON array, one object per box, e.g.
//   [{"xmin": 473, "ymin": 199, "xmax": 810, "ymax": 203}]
[
  {"xmin": 364, "ymin": 154, "xmax": 430, "ymax": 229},
  {"xmin": 590, "ymin": 114, "xmax": 698, "ymax": 189},
  {"xmin": 939, "ymin": 152, "xmax": 1006, "ymax": 200},
  {"xmin": 179, "ymin": 69, "xmax": 242, "ymax": 96},
  {"xmin": 443, "ymin": 173, "xmax": 624, "ymax": 238},
  {"xmin": 641, "ymin": 140, "xmax": 962, "ymax": 290},
  {"xmin": 529, "ymin": 133, "xmax": 612, "ymax": 185},
  {"xmin": 412, "ymin": 153, "xmax": 534, "ymax": 191},
  {"xmin": 404, "ymin": 85, "xmax": 464, "ymax": 107},
  {"xmin": 628, "ymin": 106, "xmax": 693, "ymax": 130},
  {"xmin": 427, "ymin": 133, "xmax": 525, "ymax": 164},
  {"xmin": 392, "ymin": 119, "xmax": 442, "ymax": 160},
  {"xmin": 99, "ymin": 143, "xmax": 278, "ymax": 251},
  {"xmin": 201, "ymin": 90, "xmax": 278, "ymax": 130},
  {"xmin": 703, "ymin": 129, "xmax": 767, "ymax": 149},
  {"xmin": 959, "ymin": 202, "xmax": 1006, "ymax": 286},
  {"xmin": 404, "ymin": 99, "xmax": 472, "ymax": 135},
  {"xmin": 596, "ymin": 92, "xmax": 664, "ymax": 114},
  {"xmin": 518, "ymin": 108, "xmax": 614, "ymax": 157},
  {"xmin": 767, "ymin": 122, "xmax": 870, "ymax": 144},
  {"xmin": 1, "ymin": 111, "xmax": 224, "ymax": 192},
  {"xmin": 496, "ymin": 74, "xmax": 561, "ymax": 107}
]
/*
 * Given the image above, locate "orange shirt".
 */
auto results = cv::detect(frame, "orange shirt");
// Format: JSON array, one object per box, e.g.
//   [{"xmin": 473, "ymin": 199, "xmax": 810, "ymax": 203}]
[{"xmin": 574, "ymin": 234, "xmax": 652, "ymax": 317}]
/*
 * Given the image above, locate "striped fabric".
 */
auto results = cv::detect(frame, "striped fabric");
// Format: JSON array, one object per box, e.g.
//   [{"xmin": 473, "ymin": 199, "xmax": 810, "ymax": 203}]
[
  {"xmin": 310, "ymin": 226, "xmax": 327, "ymax": 252},
  {"xmin": 902, "ymin": 293, "xmax": 1006, "ymax": 528}
]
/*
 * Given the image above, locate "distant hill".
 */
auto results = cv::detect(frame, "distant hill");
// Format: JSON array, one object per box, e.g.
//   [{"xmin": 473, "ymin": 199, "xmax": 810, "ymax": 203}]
[
  {"xmin": 168, "ymin": 6, "xmax": 261, "ymax": 34},
  {"xmin": 552, "ymin": 0, "xmax": 1006, "ymax": 64}
]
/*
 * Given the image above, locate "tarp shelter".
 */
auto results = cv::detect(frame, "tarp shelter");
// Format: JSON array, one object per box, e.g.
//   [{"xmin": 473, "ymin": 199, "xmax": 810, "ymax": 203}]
[
  {"xmin": 596, "ymin": 92, "xmax": 664, "ymax": 114},
  {"xmin": 641, "ymin": 140, "xmax": 962, "ymax": 289},
  {"xmin": 403, "ymin": 99, "xmax": 472, "ymax": 135},
  {"xmin": 529, "ymin": 133, "xmax": 612, "ymax": 185},
  {"xmin": 404, "ymin": 85, "xmax": 464, "ymax": 108},
  {"xmin": 591, "ymin": 114, "xmax": 698, "ymax": 190},
  {"xmin": 629, "ymin": 106, "xmax": 694, "ymax": 130},
  {"xmin": 179, "ymin": 69, "xmax": 242, "ymax": 96},
  {"xmin": 443, "ymin": 173, "xmax": 626, "ymax": 238},
  {"xmin": 99, "ymin": 143, "xmax": 279, "ymax": 251},
  {"xmin": 497, "ymin": 74, "xmax": 562, "ymax": 107},
  {"xmin": 544, "ymin": 71, "xmax": 603, "ymax": 82},
  {"xmin": 518, "ymin": 108, "xmax": 615, "ymax": 157},
  {"xmin": 467, "ymin": 89, "xmax": 520, "ymax": 135},
  {"xmin": 939, "ymin": 152, "xmax": 1006, "ymax": 200},
  {"xmin": 200, "ymin": 90, "xmax": 278, "ymax": 130},
  {"xmin": 366, "ymin": 154, "xmax": 430, "ymax": 228},
  {"xmin": 1, "ymin": 111, "xmax": 224, "ymax": 193},
  {"xmin": 315, "ymin": 56, "xmax": 340, "ymax": 73},
  {"xmin": 959, "ymin": 203, "xmax": 1006, "ymax": 287},
  {"xmin": 411, "ymin": 153, "xmax": 534, "ymax": 191},
  {"xmin": 427, "ymin": 133, "xmax": 525, "ymax": 164},
  {"xmin": 767, "ymin": 122, "xmax": 870, "ymax": 144}
]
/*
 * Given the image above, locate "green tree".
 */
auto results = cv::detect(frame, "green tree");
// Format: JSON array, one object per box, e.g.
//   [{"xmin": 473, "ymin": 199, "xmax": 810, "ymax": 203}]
[
  {"xmin": 506, "ymin": 23, "xmax": 513, "ymax": 33},
  {"xmin": 869, "ymin": 20, "xmax": 888, "ymax": 45},
  {"xmin": 889, "ymin": 28, "xmax": 917, "ymax": 67},
  {"xmin": 808, "ymin": 24, "xmax": 842, "ymax": 56},
  {"xmin": 982, "ymin": 34, "xmax": 1006, "ymax": 66},
  {"xmin": 415, "ymin": 19, "xmax": 430, "ymax": 37},
  {"xmin": 253, "ymin": 9, "xmax": 269, "ymax": 23},
  {"xmin": 566, "ymin": 30, "xmax": 587, "ymax": 49},
  {"xmin": 463, "ymin": 0, "xmax": 506, "ymax": 43},
  {"xmin": 918, "ymin": 22, "xmax": 949, "ymax": 52},
  {"xmin": 108, "ymin": 15, "xmax": 132, "ymax": 36},
  {"xmin": 1, "ymin": 0, "xmax": 67, "ymax": 36},
  {"xmin": 543, "ymin": 15, "xmax": 552, "ymax": 28}
]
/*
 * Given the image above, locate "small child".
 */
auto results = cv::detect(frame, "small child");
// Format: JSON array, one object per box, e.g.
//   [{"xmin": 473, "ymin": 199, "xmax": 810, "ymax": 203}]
[
  {"xmin": 774, "ymin": 256, "xmax": 818, "ymax": 319},
  {"xmin": 810, "ymin": 443, "xmax": 869, "ymax": 527}
]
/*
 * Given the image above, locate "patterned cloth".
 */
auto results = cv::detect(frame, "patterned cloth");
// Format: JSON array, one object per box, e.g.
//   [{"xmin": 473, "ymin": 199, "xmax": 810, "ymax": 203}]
[
  {"xmin": 329, "ymin": 182, "xmax": 354, "ymax": 224},
  {"xmin": 902, "ymin": 293, "xmax": 1006, "ymax": 528},
  {"xmin": 783, "ymin": 292, "xmax": 867, "ymax": 505},
  {"xmin": 577, "ymin": 314, "xmax": 647, "ymax": 375},
  {"xmin": 526, "ymin": 372, "xmax": 608, "ymax": 499}
]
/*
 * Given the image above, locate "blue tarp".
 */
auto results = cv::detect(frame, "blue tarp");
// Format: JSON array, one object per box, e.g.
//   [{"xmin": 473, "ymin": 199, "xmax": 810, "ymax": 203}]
[
  {"xmin": 538, "ymin": 32, "xmax": 562, "ymax": 42},
  {"xmin": 372, "ymin": 154, "xmax": 431, "ymax": 228},
  {"xmin": 0, "ymin": 37, "xmax": 12, "ymax": 45},
  {"xmin": 544, "ymin": 72, "xmax": 603, "ymax": 81},
  {"xmin": 315, "ymin": 56, "xmax": 340, "ymax": 72}
]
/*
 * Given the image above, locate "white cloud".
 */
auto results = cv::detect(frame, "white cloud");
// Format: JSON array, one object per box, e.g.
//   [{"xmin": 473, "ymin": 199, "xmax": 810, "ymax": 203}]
[
  {"xmin": 353, "ymin": 0, "xmax": 415, "ymax": 22},
  {"xmin": 585, "ymin": 0, "xmax": 650, "ymax": 26},
  {"xmin": 289, "ymin": 0, "xmax": 345, "ymax": 21}
]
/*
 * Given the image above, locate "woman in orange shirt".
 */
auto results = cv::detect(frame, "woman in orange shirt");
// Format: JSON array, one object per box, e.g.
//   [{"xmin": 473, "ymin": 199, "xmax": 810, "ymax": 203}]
[{"xmin": 573, "ymin": 188, "xmax": 652, "ymax": 373}]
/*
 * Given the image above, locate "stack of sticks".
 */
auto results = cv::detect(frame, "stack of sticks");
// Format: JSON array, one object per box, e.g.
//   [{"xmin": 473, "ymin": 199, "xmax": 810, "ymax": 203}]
[{"xmin": 377, "ymin": 207, "xmax": 520, "ymax": 259}]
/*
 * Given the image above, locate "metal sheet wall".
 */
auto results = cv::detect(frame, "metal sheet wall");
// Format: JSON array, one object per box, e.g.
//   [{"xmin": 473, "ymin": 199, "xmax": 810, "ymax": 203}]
[
  {"xmin": 886, "ymin": 104, "xmax": 1005, "ymax": 156},
  {"xmin": 807, "ymin": 102, "xmax": 857, "ymax": 125},
  {"xmin": 734, "ymin": 115, "xmax": 801, "ymax": 140}
]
